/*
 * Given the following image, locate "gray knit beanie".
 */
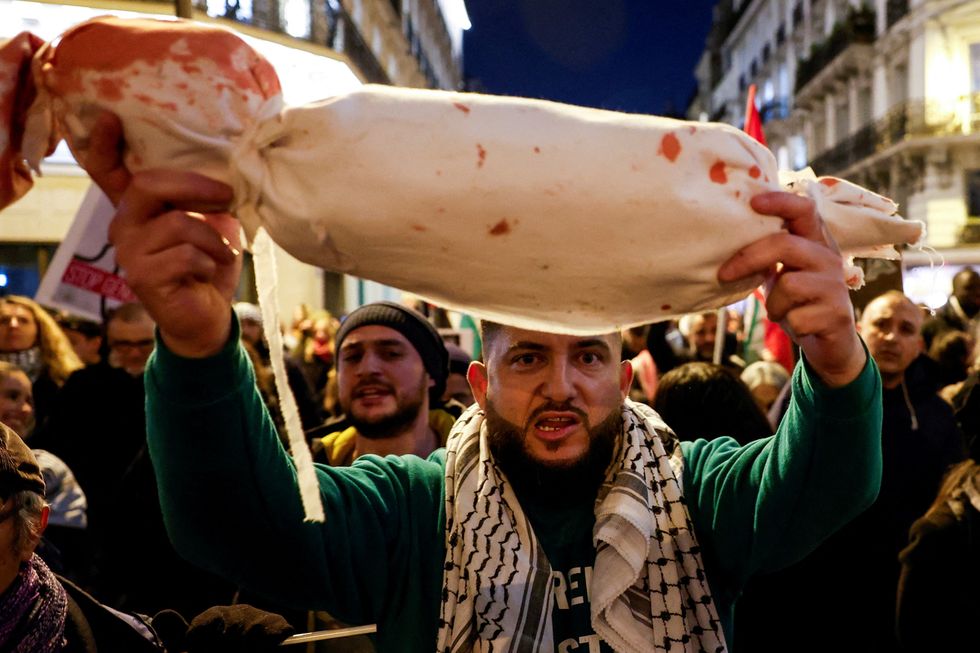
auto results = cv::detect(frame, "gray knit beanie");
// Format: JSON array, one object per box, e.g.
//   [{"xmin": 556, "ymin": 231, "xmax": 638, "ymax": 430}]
[{"xmin": 336, "ymin": 302, "xmax": 449, "ymax": 401}]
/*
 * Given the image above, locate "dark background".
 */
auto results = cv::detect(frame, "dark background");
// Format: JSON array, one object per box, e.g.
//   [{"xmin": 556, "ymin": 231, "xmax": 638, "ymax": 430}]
[{"xmin": 463, "ymin": 0, "xmax": 717, "ymax": 116}]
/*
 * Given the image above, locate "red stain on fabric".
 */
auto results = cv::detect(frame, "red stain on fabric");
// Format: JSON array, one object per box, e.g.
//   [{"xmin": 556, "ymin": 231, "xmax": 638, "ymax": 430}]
[
  {"xmin": 820, "ymin": 178, "xmax": 839, "ymax": 187},
  {"xmin": 176, "ymin": 82, "xmax": 188, "ymax": 90},
  {"xmin": 476, "ymin": 144, "xmax": 486, "ymax": 168},
  {"xmin": 735, "ymin": 190, "xmax": 741, "ymax": 199},
  {"xmin": 688, "ymin": 126, "xmax": 697, "ymax": 134},
  {"xmin": 453, "ymin": 102, "xmax": 470, "ymax": 114},
  {"xmin": 411, "ymin": 224, "xmax": 427, "ymax": 232},
  {"xmin": 489, "ymin": 219, "xmax": 510, "ymax": 235},
  {"xmin": 658, "ymin": 133, "xmax": 681, "ymax": 162},
  {"xmin": 661, "ymin": 304, "xmax": 671, "ymax": 311},
  {"xmin": 709, "ymin": 161, "xmax": 728, "ymax": 184},
  {"xmin": 40, "ymin": 17, "xmax": 281, "ymax": 98},
  {"xmin": 533, "ymin": 146, "xmax": 541, "ymax": 154},
  {"xmin": 749, "ymin": 165, "xmax": 761, "ymax": 179},
  {"xmin": 93, "ymin": 77, "xmax": 124, "ymax": 102}
]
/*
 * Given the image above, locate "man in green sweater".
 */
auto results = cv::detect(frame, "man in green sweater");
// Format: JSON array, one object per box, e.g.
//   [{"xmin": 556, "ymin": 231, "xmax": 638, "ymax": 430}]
[{"xmin": 88, "ymin": 114, "xmax": 881, "ymax": 652}]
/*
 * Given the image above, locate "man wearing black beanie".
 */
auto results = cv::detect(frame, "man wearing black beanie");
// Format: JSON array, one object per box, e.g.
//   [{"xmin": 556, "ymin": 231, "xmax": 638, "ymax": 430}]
[{"xmin": 308, "ymin": 301, "xmax": 460, "ymax": 466}]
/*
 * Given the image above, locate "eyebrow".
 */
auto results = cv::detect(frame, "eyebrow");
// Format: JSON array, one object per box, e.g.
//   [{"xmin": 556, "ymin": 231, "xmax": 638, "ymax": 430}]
[{"xmin": 506, "ymin": 339, "xmax": 612, "ymax": 354}]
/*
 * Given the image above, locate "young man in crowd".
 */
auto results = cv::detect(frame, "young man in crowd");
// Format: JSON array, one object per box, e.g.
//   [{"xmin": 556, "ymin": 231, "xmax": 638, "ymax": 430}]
[
  {"xmin": 308, "ymin": 301, "xmax": 458, "ymax": 466},
  {"xmin": 88, "ymin": 113, "xmax": 881, "ymax": 652}
]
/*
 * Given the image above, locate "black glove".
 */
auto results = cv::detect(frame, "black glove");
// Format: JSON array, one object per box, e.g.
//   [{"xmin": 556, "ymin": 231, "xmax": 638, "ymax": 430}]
[{"xmin": 185, "ymin": 604, "xmax": 296, "ymax": 652}]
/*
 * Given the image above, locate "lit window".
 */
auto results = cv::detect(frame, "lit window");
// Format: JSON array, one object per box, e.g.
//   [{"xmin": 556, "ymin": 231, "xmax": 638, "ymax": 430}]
[{"xmin": 283, "ymin": 0, "xmax": 311, "ymax": 38}]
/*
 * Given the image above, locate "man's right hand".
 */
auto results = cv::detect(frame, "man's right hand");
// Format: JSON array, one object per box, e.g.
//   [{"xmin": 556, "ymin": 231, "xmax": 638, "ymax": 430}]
[{"xmin": 89, "ymin": 113, "xmax": 242, "ymax": 358}]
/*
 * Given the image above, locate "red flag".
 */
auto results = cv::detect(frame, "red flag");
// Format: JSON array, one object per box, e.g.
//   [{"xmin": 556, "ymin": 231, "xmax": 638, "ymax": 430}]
[
  {"xmin": 742, "ymin": 85, "xmax": 794, "ymax": 372},
  {"xmin": 743, "ymin": 84, "xmax": 768, "ymax": 147}
]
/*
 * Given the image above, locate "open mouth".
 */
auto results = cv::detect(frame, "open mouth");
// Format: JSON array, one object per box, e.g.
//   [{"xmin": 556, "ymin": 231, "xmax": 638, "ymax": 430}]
[
  {"xmin": 353, "ymin": 384, "xmax": 394, "ymax": 404},
  {"xmin": 532, "ymin": 413, "xmax": 581, "ymax": 440}
]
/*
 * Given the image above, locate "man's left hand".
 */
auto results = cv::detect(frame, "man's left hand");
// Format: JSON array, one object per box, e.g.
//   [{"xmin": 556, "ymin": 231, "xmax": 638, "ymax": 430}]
[{"xmin": 718, "ymin": 191, "xmax": 866, "ymax": 388}]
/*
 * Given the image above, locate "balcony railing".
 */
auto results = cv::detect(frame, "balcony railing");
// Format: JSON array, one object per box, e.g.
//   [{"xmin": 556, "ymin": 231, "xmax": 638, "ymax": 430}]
[
  {"xmin": 196, "ymin": 0, "xmax": 390, "ymax": 84},
  {"xmin": 807, "ymin": 95, "xmax": 980, "ymax": 175},
  {"xmin": 795, "ymin": 7, "xmax": 876, "ymax": 92},
  {"xmin": 760, "ymin": 98, "xmax": 791, "ymax": 124}
]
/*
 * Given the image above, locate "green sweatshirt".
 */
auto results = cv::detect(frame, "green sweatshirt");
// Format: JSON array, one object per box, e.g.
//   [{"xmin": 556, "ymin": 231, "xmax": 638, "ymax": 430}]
[{"xmin": 146, "ymin": 322, "xmax": 881, "ymax": 652}]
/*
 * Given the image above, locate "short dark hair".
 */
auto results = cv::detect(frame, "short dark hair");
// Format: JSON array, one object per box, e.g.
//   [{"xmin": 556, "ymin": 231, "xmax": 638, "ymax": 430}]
[
  {"xmin": 654, "ymin": 362, "xmax": 772, "ymax": 445},
  {"xmin": 106, "ymin": 302, "xmax": 151, "ymax": 325}
]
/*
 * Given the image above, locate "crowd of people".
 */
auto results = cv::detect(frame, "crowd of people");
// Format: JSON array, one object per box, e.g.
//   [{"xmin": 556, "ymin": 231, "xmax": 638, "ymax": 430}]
[
  {"xmin": 0, "ymin": 116, "xmax": 977, "ymax": 652},
  {"xmin": 3, "ymin": 263, "xmax": 977, "ymax": 651}
]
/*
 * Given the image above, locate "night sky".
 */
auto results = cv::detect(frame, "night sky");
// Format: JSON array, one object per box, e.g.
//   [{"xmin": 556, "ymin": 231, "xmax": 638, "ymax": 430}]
[{"xmin": 463, "ymin": 0, "xmax": 718, "ymax": 116}]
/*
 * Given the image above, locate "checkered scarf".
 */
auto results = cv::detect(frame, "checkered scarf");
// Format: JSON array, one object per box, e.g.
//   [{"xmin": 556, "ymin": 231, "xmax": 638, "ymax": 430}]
[{"xmin": 436, "ymin": 400, "xmax": 727, "ymax": 653}]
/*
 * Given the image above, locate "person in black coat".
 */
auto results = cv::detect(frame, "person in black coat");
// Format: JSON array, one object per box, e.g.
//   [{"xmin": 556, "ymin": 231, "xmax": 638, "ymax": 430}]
[{"xmin": 923, "ymin": 266, "xmax": 980, "ymax": 349}]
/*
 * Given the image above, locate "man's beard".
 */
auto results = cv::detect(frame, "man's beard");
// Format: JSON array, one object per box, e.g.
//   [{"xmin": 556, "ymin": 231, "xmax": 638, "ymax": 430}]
[
  {"xmin": 348, "ymin": 377, "xmax": 428, "ymax": 440},
  {"xmin": 485, "ymin": 400, "xmax": 621, "ymax": 502}
]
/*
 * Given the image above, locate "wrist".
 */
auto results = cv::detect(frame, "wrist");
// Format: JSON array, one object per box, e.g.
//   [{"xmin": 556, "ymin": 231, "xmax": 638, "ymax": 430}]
[
  {"xmin": 159, "ymin": 314, "xmax": 233, "ymax": 359},
  {"xmin": 809, "ymin": 333, "xmax": 868, "ymax": 388}
]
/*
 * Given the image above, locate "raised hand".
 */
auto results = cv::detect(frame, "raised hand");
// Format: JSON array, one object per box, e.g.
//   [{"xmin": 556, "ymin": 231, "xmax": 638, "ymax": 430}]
[
  {"xmin": 88, "ymin": 113, "xmax": 241, "ymax": 358},
  {"xmin": 718, "ymin": 192, "xmax": 867, "ymax": 387}
]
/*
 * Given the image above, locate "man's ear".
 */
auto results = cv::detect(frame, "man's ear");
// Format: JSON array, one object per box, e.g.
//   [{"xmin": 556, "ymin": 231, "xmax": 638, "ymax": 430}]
[
  {"xmin": 20, "ymin": 505, "xmax": 49, "ymax": 562},
  {"xmin": 39, "ymin": 505, "xmax": 49, "ymax": 536},
  {"xmin": 467, "ymin": 361, "xmax": 489, "ymax": 410},
  {"xmin": 619, "ymin": 360, "xmax": 634, "ymax": 400}
]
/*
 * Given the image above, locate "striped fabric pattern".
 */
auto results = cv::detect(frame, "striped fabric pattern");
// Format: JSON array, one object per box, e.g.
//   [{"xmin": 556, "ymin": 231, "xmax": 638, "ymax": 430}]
[{"xmin": 436, "ymin": 400, "xmax": 727, "ymax": 653}]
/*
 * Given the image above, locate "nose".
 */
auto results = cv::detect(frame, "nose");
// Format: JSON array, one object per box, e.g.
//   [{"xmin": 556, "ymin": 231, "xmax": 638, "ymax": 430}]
[
  {"xmin": 354, "ymin": 350, "xmax": 383, "ymax": 376},
  {"xmin": 20, "ymin": 401, "xmax": 33, "ymax": 418},
  {"xmin": 541, "ymin": 358, "xmax": 576, "ymax": 402}
]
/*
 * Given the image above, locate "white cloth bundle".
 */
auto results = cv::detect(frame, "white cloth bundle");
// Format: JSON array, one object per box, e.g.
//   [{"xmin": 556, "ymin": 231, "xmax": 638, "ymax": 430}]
[{"xmin": 3, "ymin": 16, "xmax": 923, "ymax": 335}]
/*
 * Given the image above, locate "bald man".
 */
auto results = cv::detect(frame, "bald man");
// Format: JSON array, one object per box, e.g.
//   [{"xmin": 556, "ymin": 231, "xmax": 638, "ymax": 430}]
[{"xmin": 923, "ymin": 266, "xmax": 980, "ymax": 348}]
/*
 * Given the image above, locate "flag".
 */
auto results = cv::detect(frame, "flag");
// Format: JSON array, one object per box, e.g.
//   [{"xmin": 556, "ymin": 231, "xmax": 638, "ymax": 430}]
[
  {"xmin": 742, "ymin": 85, "xmax": 794, "ymax": 373},
  {"xmin": 743, "ymin": 84, "xmax": 768, "ymax": 147}
]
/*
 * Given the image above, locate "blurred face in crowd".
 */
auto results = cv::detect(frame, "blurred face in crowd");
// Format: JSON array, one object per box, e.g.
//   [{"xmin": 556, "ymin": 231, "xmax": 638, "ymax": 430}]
[
  {"xmin": 0, "ymin": 370, "xmax": 34, "ymax": 437},
  {"xmin": 107, "ymin": 315, "xmax": 156, "ymax": 376},
  {"xmin": 859, "ymin": 293, "xmax": 923, "ymax": 389},
  {"xmin": 338, "ymin": 326, "xmax": 431, "ymax": 439},
  {"xmin": 0, "ymin": 495, "xmax": 46, "ymax": 595},
  {"xmin": 239, "ymin": 319, "xmax": 263, "ymax": 347},
  {"xmin": 313, "ymin": 317, "xmax": 335, "ymax": 346},
  {"xmin": 0, "ymin": 304, "xmax": 38, "ymax": 353},
  {"xmin": 469, "ymin": 326, "xmax": 631, "ymax": 470},
  {"xmin": 64, "ymin": 328, "xmax": 102, "ymax": 366},
  {"xmin": 750, "ymin": 383, "xmax": 781, "ymax": 414},
  {"xmin": 689, "ymin": 313, "xmax": 717, "ymax": 360},
  {"xmin": 443, "ymin": 372, "xmax": 474, "ymax": 406},
  {"xmin": 953, "ymin": 268, "xmax": 980, "ymax": 317}
]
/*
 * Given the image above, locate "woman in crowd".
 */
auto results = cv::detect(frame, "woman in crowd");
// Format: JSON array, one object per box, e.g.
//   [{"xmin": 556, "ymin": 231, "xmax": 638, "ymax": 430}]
[
  {"xmin": 895, "ymin": 451, "xmax": 979, "ymax": 651},
  {"xmin": 0, "ymin": 361, "xmax": 91, "ymax": 584},
  {"xmin": 0, "ymin": 296, "xmax": 82, "ymax": 426}
]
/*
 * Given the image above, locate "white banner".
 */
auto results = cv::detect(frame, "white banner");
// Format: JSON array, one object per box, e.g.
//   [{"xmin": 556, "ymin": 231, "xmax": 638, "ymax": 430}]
[{"xmin": 34, "ymin": 184, "xmax": 135, "ymax": 321}]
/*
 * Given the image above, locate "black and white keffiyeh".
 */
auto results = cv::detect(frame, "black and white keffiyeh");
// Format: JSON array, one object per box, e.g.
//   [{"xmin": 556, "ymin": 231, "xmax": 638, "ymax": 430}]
[{"xmin": 436, "ymin": 400, "xmax": 727, "ymax": 653}]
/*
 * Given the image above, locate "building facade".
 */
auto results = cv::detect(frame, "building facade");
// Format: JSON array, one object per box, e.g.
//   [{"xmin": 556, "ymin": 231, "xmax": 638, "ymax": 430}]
[{"xmin": 691, "ymin": 0, "xmax": 980, "ymax": 299}]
